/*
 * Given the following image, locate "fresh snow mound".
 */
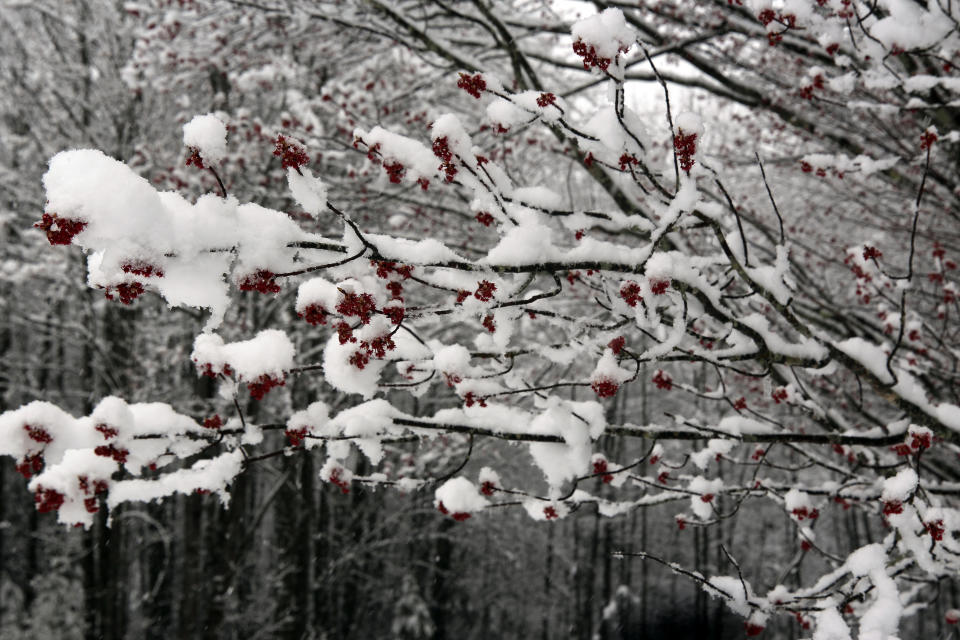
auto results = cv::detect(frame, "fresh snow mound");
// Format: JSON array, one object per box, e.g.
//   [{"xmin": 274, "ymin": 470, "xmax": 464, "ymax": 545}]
[
  {"xmin": 434, "ymin": 477, "xmax": 489, "ymax": 514},
  {"xmin": 183, "ymin": 113, "xmax": 228, "ymax": 165}
]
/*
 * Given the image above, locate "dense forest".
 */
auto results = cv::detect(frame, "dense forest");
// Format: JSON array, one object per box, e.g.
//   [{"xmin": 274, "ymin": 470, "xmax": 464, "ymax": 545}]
[{"xmin": 1, "ymin": 1, "xmax": 959, "ymax": 639}]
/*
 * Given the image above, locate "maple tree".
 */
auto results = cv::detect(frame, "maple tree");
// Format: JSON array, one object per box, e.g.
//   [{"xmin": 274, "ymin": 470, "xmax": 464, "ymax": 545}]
[{"xmin": 3, "ymin": 0, "xmax": 960, "ymax": 637}]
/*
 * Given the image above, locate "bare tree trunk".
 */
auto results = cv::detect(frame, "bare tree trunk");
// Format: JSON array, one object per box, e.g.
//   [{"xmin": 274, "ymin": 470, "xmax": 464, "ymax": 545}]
[
  {"xmin": 430, "ymin": 517, "xmax": 454, "ymax": 640},
  {"xmin": 541, "ymin": 523, "xmax": 553, "ymax": 640}
]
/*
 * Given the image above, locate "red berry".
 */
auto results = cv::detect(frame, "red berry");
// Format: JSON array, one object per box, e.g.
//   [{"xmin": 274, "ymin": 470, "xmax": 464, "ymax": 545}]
[
  {"xmin": 536, "ymin": 92, "xmax": 556, "ymax": 108},
  {"xmin": 475, "ymin": 211, "xmax": 495, "ymax": 227},
  {"xmin": 239, "ymin": 270, "xmax": 281, "ymax": 294},
  {"xmin": 34, "ymin": 488, "xmax": 65, "ymax": 513},
  {"xmin": 104, "ymin": 282, "xmax": 145, "ymax": 305},
  {"xmin": 652, "ymin": 370, "xmax": 672, "ymax": 391},
  {"xmin": 482, "ymin": 314, "xmax": 496, "ymax": 333},
  {"xmin": 34, "ymin": 212, "xmax": 87, "ymax": 245},
  {"xmin": 620, "ymin": 282, "xmax": 642, "ymax": 307},
  {"xmin": 247, "ymin": 374, "xmax": 285, "ymax": 400},
  {"xmin": 456, "ymin": 73, "xmax": 486, "ymax": 99},
  {"xmin": 474, "ymin": 280, "xmax": 497, "ymax": 302},
  {"xmin": 608, "ymin": 336, "xmax": 625, "ymax": 355},
  {"xmin": 23, "ymin": 424, "xmax": 52, "ymax": 444},
  {"xmin": 591, "ymin": 377, "xmax": 619, "ymax": 398},
  {"xmin": 673, "ymin": 131, "xmax": 697, "ymax": 174},
  {"xmin": 299, "ymin": 303, "xmax": 328, "ymax": 326},
  {"xmin": 273, "ymin": 134, "xmax": 309, "ymax": 170}
]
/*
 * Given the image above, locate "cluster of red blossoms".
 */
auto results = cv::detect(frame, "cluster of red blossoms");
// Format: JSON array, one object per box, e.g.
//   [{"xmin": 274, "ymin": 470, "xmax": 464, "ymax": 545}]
[
  {"xmin": 591, "ymin": 376, "xmax": 619, "ymax": 398},
  {"xmin": 620, "ymin": 281, "xmax": 643, "ymax": 307},
  {"xmin": 572, "ymin": 39, "xmax": 620, "ymax": 71},
  {"xmin": 383, "ymin": 160, "xmax": 405, "ymax": 184},
  {"xmin": 104, "ymin": 282, "xmax": 145, "ymax": 305},
  {"xmin": 349, "ymin": 334, "xmax": 397, "ymax": 370},
  {"xmin": 24, "ymin": 424, "xmax": 53, "ymax": 444},
  {"xmin": 464, "ymin": 391, "xmax": 488, "ymax": 408},
  {"xmin": 456, "ymin": 72, "xmax": 486, "ymax": 99},
  {"xmin": 373, "ymin": 260, "xmax": 414, "ymax": 281},
  {"xmin": 432, "ymin": 136, "xmax": 458, "ymax": 182},
  {"xmin": 35, "ymin": 212, "xmax": 87, "ymax": 246},
  {"xmin": 328, "ymin": 466, "xmax": 351, "ymax": 494},
  {"xmin": 757, "ymin": 9, "xmax": 796, "ymax": 46},
  {"xmin": 336, "ymin": 291, "xmax": 377, "ymax": 324},
  {"xmin": 285, "ymin": 427, "xmax": 308, "ymax": 447},
  {"xmin": 798, "ymin": 74, "xmax": 825, "ymax": 100},
  {"xmin": 618, "ymin": 153, "xmax": 639, "ymax": 171},
  {"xmin": 791, "ymin": 506, "xmax": 820, "ymax": 521},
  {"xmin": 474, "ymin": 280, "xmax": 497, "ymax": 302},
  {"xmin": 374, "ymin": 260, "xmax": 413, "ymax": 303},
  {"xmin": 883, "ymin": 500, "xmax": 904, "ymax": 516},
  {"xmin": 475, "ymin": 211, "xmax": 495, "ymax": 227},
  {"xmin": 184, "ymin": 147, "xmax": 205, "ymax": 169},
  {"xmin": 34, "ymin": 488, "xmax": 65, "ymax": 514},
  {"xmin": 95, "ymin": 423, "xmax": 119, "ymax": 439},
  {"xmin": 121, "ymin": 260, "xmax": 164, "ymax": 278},
  {"xmin": 365, "ymin": 142, "xmax": 417, "ymax": 186},
  {"xmin": 239, "ymin": 269, "xmax": 282, "ymax": 294},
  {"xmin": 195, "ymin": 360, "xmax": 234, "ymax": 379},
  {"xmin": 247, "ymin": 374, "xmax": 286, "ymax": 400},
  {"xmin": 16, "ymin": 454, "xmax": 44, "ymax": 479},
  {"xmin": 298, "ymin": 303, "xmax": 328, "ymax": 326},
  {"xmin": 652, "ymin": 370, "xmax": 672, "ymax": 390},
  {"xmin": 891, "ymin": 429, "xmax": 933, "ymax": 456},
  {"xmin": 925, "ymin": 519, "xmax": 945, "ymax": 541},
  {"xmin": 94, "ymin": 444, "xmax": 129, "ymax": 464},
  {"xmin": 673, "ymin": 130, "xmax": 698, "ymax": 174},
  {"xmin": 608, "ymin": 336, "xmax": 625, "ymax": 355},
  {"xmin": 437, "ymin": 501, "xmax": 472, "ymax": 521},
  {"xmin": 336, "ymin": 321, "xmax": 356, "ymax": 345},
  {"xmin": 99, "ymin": 261, "xmax": 166, "ymax": 306},
  {"xmin": 536, "ymin": 92, "xmax": 557, "ymax": 108},
  {"xmin": 383, "ymin": 305, "xmax": 405, "ymax": 325},
  {"xmin": 78, "ymin": 475, "xmax": 109, "ymax": 514},
  {"xmin": 800, "ymin": 161, "xmax": 832, "ymax": 178},
  {"xmin": 592, "ymin": 458, "xmax": 615, "ymax": 483},
  {"xmin": 301, "ymin": 288, "xmax": 401, "ymax": 331},
  {"xmin": 481, "ymin": 314, "xmax": 496, "ymax": 333},
  {"xmin": 650, "ymin": 279, "xmax": 670, "ymax": 295},
  {"xmin": 273, "ymin": 134, "xmax": 309, "ymax": 171}
]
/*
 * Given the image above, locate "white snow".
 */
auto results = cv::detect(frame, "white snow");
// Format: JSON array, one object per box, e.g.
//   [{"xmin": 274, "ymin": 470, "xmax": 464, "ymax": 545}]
[
  {"xmin": 846, "ymin": 544, "xmax": 886, "ymax": 577},
  {"xmin": 108, "ymin": 450, "xmax": 243, "ymax": 507},
  {"xmin": 880, "ymin": 468, "xmax": 917, "ymax": 503},
  {"xmin": 191, "ymin": 329, "xmax": 295, "ymax": 382},
  {"xmin": 287, "ymin": 167, "xmax": 328, "ymax": 216},
  {"xmin": 183, "ymin": 113, "xmax": 228, "ymax": 165},
  {"xmin": 434, "ymin": 477, "xmax": 489, "ymax": 515},
  {"xmin": 571, "ymin": 8, "xmax": 635, "ymax": 61}
]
